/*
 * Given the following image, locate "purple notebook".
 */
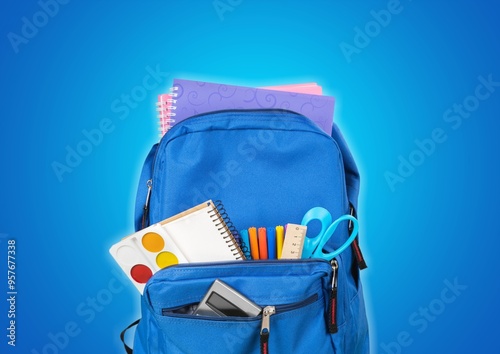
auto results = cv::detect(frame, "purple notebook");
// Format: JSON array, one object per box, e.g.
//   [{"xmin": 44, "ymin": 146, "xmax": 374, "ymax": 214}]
[{"xmin": 169, "ymin": 79, "xmax": 335, "ymax": 134}]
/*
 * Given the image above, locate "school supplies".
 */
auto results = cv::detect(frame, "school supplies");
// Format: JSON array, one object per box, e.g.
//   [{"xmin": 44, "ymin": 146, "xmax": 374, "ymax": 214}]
[
  {"xmin": 258, "ymin": 227, "xmax": 268, "ymax": 260},
  {"xmin": 244, "ymin": 226, "xmax": 284, "ymax": 260},
  {"xmin": 266, "ymin": 227, "xmax": 276, "ymax": 259},
  {"xmin": 156, "ymin": 93, "xmax": 176, "ymax": 137},
  {"xmin": 263, "ymin": 82, "xmax": 323, "ymax": 95},
  {"xmin": 248, "ymin": 227, "xmax": 259, "ymax": 260},
  {"xmin": 276, "ymin": 225, "xmax": 284, "ymax": 259},
  {"xmin": 280, "ymin": 224, "xmax": 307, "ymax": 259},
  {"xmin": 157, "ymin": 79, "xmax": 335, "ymax": 135},
  {"xmin": 157, "ymin": 82, "xmax": 323, "ymax": 136},
  {"xmin": 239, "ymin": 229, "xmax": 252, "ymax": 260},
  {"xmin": 301, "ymin": 207, "xmax": 359, "ymax": 261},
  {"xmin": 110, "ymin": 200, "xmax": 245, "ymax": 293},
  {"xmin": 109, "ymin": 224, "xmax": 188, "ymax": 293},
  {"xmin": 193, "ymin": 279, "xmax": 261, "ymax": 317},
  {"xmin": 162, "ymin": 201, "xmax": 245, "ymax": 261}
]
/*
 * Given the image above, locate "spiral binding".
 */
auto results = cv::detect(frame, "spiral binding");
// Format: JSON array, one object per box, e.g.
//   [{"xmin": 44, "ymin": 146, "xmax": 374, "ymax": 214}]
[
  {"xmin": 156, "ymin": 86, "xmax": 178, "ymax": 138},
  {"xmin": 208, "ymin": 201, "xmax": 247, "ymax": 260}
]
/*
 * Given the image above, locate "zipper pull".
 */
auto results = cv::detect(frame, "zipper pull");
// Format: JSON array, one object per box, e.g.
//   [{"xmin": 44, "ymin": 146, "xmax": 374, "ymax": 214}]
[
  {"xmin": 328, "ymin": 259, "xmax": 339, "ymax": 334},
  {"xmin": 141, "ymin": 179, "xmax": 152, "ymax": 229},
  {"xmin": 260, "ymin": 306, "xmax": 275, "ymax": 354},
  {"xmin": 351, "ymin": 238, "xmax": 367, "ymax": 270}
]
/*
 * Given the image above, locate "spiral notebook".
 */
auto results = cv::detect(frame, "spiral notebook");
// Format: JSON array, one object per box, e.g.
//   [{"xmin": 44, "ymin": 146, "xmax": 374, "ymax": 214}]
[
  {"xmin": 156, "ymin": 79, "xmax": 334, "ymax": 137},
  {"xmin": 109, "ymin": 200, "xmax": 245, "ymax": 293}
]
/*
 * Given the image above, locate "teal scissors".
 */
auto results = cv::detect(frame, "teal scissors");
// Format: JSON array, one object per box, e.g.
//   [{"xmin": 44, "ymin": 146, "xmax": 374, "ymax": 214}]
[{"xmin": 300, "ymin": 207, "xmax": 359, "ymax": 260}]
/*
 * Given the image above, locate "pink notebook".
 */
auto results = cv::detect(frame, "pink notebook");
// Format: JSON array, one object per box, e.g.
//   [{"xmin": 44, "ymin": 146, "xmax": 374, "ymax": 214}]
[
  {"xmin": 157, "ymin": 80, "xmax": 333, "ymax": 137},
  {"xmin": 263, "ymin": 83, "xmax": 323, "ymax": 95}
]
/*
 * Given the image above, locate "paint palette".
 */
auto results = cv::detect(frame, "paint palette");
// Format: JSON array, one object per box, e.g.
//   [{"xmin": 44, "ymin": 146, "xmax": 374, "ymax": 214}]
[{"xmin": 109, "ymin": 224, "xmax": 188, "ymax": 294}]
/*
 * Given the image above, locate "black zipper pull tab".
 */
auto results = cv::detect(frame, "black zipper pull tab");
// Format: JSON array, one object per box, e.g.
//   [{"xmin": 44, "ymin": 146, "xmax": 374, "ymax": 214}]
[
  {"xmin": 141, "ymin": 179, "xmax": 152, "ymax": 229},
  {"xmin": 328, "ymin": 259, "xmax": 339, "ymax": 334},
  {"xmin": 349, "ymin": 204, "xmax": 367, "ymax": 270},
  {"xmin": 260, "ymin": 306, "xmax": 275, "ymax": 354},
  {"xmin": 351, "ymin": 238, "xmax": 367, "ymax": 270}
]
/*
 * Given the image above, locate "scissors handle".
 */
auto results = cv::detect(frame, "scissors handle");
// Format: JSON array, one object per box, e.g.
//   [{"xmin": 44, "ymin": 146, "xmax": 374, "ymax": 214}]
[
  {"xmin": 301, "ymin": 207, "xmax": 332, "ymax": 258},
  {"xmin": 314, "ymin": 215, "xmax": 359, "ymax": 261}
]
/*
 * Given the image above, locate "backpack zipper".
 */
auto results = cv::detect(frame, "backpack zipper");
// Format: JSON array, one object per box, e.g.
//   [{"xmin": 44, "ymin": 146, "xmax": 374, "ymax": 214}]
[
  {"xmin": 260, "ymin": 306, "xmax": 275, "ymax": 354},
  {"xmin": 328, "ymin": 259, "xmax": 339, "ymax": 333},
  {"xmin": 141, "ymin": 179, "xmax": 153, "ymax": 229},
  {"xmin": 259, "ymin": 294, "xmax": 318, "ymax": 354},
  {"xmin": 162, "ymin": 293, "xmax": 318, "ymax": 319},
  {"xmin": 258, "ymin": 294, "xmax": 319, "ymax": 354}
]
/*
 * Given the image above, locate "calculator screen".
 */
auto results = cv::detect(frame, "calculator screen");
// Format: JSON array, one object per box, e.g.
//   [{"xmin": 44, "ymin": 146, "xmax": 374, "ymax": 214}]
[{"xmin": 206, "ymin": 292, "xmax": 249, "ymax": 317}]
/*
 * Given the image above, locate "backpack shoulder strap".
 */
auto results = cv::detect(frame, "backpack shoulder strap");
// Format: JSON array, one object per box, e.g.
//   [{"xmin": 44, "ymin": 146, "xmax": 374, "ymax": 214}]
[
  {"xmin": 331, "ymin": 124, "xmax": 367, "ymax": 269},
  {"xmin": 120, "ymin": 319, "xmax": 140, "ymax": 354},
  {"xmin": 331, "ymin": 124, "xmax": 360, "ymax": 209}
]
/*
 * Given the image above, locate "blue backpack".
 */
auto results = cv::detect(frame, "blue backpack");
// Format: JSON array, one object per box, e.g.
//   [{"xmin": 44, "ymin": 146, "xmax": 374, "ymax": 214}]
[{"xmin": 122, "ymin": 109, "xmax": 369, "ymax": 353}]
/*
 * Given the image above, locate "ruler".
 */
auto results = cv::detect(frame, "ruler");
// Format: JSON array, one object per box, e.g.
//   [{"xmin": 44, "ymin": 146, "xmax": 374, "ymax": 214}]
[{"xmin": 280, "ymin": 224, "xmax": 307, "ymax": 259}]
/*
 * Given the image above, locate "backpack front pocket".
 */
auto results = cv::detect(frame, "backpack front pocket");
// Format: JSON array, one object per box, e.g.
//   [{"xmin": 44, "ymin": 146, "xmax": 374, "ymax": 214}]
[
  {"xmin": 139, "ymin": 260, "xmax": 338, "ymax": 354},
  {"xmin": 156, "ymin": 293, "xmax": 327, "ymax": 354}
]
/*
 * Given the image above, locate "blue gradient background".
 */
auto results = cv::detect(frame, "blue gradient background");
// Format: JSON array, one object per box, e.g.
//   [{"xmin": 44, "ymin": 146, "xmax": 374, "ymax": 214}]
[{"xmin": 1, "ymin": 0, "xmax": 499, "ymax": 353}]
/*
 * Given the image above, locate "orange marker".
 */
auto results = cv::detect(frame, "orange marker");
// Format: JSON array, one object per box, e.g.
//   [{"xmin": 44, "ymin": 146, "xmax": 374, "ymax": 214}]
[
  {"xmin": 276, "ymin": 226, "xmax": 284, "ymax": 259},
  {"xmin": 258, "ymin": 228, "xmax": 268, "ymax": 260},
  {"xmin": 248, "ymin": 227, "xmax": 259, "ymax": 260}
]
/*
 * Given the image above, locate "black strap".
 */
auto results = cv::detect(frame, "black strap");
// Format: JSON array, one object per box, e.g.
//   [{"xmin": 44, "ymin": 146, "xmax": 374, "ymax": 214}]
[
  {"xmin": 349, "ymin": 204, "xmax": 367, "ymax": 270},
  {"xmin": 260, "ymin": 331, "xmax": 270, "ymax": 354},
  {"xmin": 120, "ymin": 319, "xmax": 140, "ymax": 354}
]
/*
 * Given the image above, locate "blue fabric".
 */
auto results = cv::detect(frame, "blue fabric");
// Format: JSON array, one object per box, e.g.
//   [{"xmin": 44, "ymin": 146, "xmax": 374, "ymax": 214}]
[
  {"xmin": 135, "ymin": 260, "xmax": 339, "ymax": 353},
  {"xmin": 133, "ymin": 109, "xmax": 368, "ymax": 353}
]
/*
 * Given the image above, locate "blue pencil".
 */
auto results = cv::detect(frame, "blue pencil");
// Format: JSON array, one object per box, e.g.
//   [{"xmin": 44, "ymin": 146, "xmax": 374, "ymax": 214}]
[
  {"xmin": 239, "ymin": 229, "xmax": 252, "ymax": 260},
  {"xmin": 267, "ymin": 227, "xmax": 276, "ymax": 259}
]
